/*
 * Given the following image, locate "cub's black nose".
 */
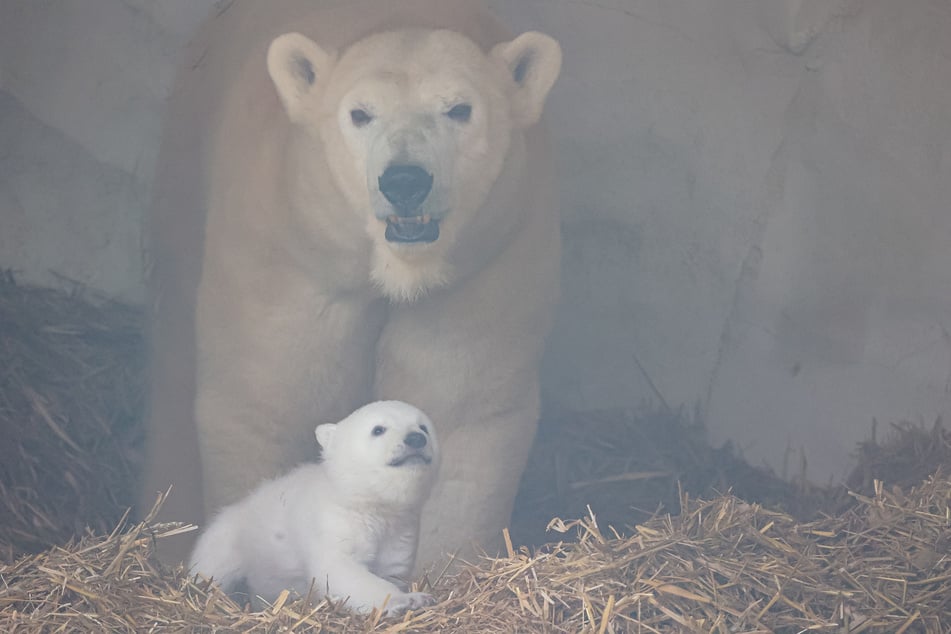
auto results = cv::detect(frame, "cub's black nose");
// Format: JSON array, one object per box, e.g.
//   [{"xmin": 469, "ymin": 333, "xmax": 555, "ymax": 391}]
[
  {"xmin": 404, "ymin": 431, "xmax": 428, "ymax": 449},
  {"xmin": 378, "ymin": 164, "xmax": 433, "ymax": 215}
]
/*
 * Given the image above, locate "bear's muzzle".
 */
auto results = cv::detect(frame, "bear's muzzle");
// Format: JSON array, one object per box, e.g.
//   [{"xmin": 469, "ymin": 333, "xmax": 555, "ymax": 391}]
[{"xmin": 379, "ymin": 164, "xmax": 441, "ymax": 243}]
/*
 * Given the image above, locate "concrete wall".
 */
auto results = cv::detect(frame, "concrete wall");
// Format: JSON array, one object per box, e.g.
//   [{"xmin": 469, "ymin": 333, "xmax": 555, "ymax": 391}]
[{"xmin": 1, "ymin": 0, "xmax": 949, "ymax": 482}]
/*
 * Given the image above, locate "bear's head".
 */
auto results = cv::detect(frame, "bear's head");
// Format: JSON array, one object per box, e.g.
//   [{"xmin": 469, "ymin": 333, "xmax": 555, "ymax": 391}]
[
  {"xmin": 315, "ymin": 400, "xmax": 439, "ymax": 509},
  {"xmin": 267, "ymin": 27, "xmax": 561, "ymax": 301}
]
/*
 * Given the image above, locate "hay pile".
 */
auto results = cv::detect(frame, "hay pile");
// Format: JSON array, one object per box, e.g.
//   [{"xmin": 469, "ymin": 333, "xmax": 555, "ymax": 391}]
[
  {"xmin": 0, "ymin": 273, "xmax": 144, "ymax": 563},
  {"xmin": 2, "ymin": 275, "xmax": 951, "ymax": 632},
  {"xmin": 510, "ymin": 407, "xmax": 854, "ymax": 547},
  {"xmin": 3, "ymin": 476, "xmax": 950, "ymax": 632}
]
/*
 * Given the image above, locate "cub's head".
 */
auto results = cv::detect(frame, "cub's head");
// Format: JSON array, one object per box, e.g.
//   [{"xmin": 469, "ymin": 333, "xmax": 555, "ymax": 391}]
[
  {"xmin": 315, "ymin": 400, "xmax": 439, "ymax": 508},
  {"xmin": 267, "ymin": 27, "xmax": 561, "ymax": 301}
]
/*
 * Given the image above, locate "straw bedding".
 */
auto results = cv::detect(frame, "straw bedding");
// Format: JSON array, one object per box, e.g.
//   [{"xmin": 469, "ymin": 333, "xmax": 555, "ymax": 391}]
[
  {"xmin": 0, "ymin": 272, "xmax": 144, "ymax": 563},
  {"xmin": 1, "ymin": 274, "xmax": 950, "ymax": 632}
]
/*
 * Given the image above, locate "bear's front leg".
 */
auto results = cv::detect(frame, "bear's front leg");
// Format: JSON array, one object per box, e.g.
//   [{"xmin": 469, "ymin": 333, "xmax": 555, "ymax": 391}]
[
  {"xmin": 374, "ymin": 315, "xmax": 544, "ymax": 569},
  {"xmin": 193, "ymin": 267, "xmax": 383, "ymax": 514},
  {"xmin": 417, "ymin": 396, "xmax": 539, "ymax": 567},
  {"xmin": 373, "ymin": 205, "xmax": 558, "ymax": 570}
]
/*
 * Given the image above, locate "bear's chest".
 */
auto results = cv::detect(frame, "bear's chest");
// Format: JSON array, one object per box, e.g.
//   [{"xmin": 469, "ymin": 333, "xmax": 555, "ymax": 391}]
[{"xmin": 331, "ymin": 510, "xmax": 415, "ymax": 575}]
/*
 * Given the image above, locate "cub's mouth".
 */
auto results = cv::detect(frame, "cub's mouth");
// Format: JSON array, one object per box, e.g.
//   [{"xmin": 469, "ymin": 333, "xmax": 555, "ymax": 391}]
[
  {"xmin": 388, "ymin": 453, "xmax": 432, "ymax": 467},
  {"xmin": 385, "ymin": 214, "xmax": 440, "ymax": 244}
]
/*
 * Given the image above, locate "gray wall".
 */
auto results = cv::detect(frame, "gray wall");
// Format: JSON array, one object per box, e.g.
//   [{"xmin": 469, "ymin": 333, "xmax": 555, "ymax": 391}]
[{"xmin": 1, "ymin": 0, "xmax": 949, "ymax": 482}]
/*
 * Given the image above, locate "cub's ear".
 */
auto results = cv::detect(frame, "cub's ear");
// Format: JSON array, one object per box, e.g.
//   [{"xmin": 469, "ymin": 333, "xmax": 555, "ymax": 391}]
[
  {"xmin": 491, "ymin": 31, "xmax": 562, "ymax": 128},
  {"xmin": 267, "ymin": 32, "xmax": 337, "ymax": 123},
  {"xmin": 315, "ymin": 423, "xmax": 337, "ymax": 450}
]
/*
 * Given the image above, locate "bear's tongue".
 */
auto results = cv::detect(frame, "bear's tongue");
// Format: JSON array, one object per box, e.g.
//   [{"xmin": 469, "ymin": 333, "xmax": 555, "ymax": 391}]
[{"xmin": 385, "ymin": 215, "xmax": 440, "ymax": 244}]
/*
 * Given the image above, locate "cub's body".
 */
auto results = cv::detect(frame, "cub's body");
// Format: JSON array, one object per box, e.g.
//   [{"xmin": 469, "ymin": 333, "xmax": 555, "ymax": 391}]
[{"xmin": 189, "ymin": 401, "xmax": 438, "ymax": 615}]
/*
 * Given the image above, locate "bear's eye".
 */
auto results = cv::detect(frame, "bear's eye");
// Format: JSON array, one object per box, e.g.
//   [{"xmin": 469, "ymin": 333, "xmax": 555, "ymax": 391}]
[
  {"xmin": 446, "ymin": 103, "xmax": 472, "ymax": 123},
  {"xmin": 350, "ymin": 108, "xmax": 373, "ymax": 127},
  {"xmin": 419, "ymin": 424, "xmax": 429, "ymax": 435},
  {"xmin": 371, "ymin": 425, "xmax": 386, "ymax": 436}
]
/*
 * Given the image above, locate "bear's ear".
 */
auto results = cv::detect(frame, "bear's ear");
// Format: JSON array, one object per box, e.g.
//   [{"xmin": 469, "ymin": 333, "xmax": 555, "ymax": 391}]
[
  {"xmin": 315, "ymin": 423, "xmax": 337, "ymax": 450},
  {"xmin": 491, "ymin": 32, "xmax": 562, "ymax": 128},
  {"xmin": 267, "ymin": 32, "xmax": 337, "ymax": 123}
]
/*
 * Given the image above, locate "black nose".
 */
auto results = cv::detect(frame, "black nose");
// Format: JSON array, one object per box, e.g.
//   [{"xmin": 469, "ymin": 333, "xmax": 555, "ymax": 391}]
[
  {"xmin": 404, "ymin": 431, "xmax": 427, "ymax": 449},
  {"xmin": 378, "ymin": 164, "xmax": 433, "ymax": 215}
]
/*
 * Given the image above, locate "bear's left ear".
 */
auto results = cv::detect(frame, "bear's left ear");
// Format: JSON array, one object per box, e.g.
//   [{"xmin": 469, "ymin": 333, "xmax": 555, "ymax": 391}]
[
  {"xmin": 315, "ymin": 423, "xmax": 337, "ymax": 450},
  {"xmin": 267, "ymin": 32, "xmax": 337, "ymax": 123},
  {"xmin": 491, "ymin": 32, "xmax": 562, "ymax": 128}
]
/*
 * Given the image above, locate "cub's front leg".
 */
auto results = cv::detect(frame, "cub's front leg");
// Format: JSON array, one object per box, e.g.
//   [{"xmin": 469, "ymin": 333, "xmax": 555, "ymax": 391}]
[
  {"xmin": 306, "ymin": 553, "xmax": 434, "ymax": 616},
  {"xmin": 372, "ymin": 520, "xmax": 423, "ymax": 586}
]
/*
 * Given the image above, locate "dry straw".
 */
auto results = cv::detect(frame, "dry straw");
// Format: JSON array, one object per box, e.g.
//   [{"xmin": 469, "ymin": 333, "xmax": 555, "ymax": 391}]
[
  {"xmin": 2, "ymin": 477, "xmax": 950, "ymax": 632},
  {"xmin": 0, "ymin": 272, "xmax": 144, "ymax": 563}
]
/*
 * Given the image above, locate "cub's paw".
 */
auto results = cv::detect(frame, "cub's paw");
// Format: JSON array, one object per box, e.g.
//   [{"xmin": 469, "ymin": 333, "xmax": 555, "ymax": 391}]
[{"xmin": 383, "ymin": 591, "xmax": 435, "ymax": 616}]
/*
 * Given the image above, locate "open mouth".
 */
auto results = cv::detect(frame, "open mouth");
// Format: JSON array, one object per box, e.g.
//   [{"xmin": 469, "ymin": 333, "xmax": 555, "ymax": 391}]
[
  {"xmin": 385, "ymin": 214, "xmax": 440, "ymax": 244},
  {"xmin": 388, "ymin": 453, "xmax": 432, "ymax": 467}
]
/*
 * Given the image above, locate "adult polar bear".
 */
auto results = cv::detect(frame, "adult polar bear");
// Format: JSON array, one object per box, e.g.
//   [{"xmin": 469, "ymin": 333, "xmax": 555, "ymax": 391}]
[{"xmin": 141, "ymin": 0, "xmax": 562, "ymax": 569}]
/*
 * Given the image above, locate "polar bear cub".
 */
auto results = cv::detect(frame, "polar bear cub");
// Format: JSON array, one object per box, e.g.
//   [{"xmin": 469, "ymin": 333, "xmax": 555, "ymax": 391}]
[{"xmin": 188, "ymin": 401, "xmax": 439, "ymax": 615}]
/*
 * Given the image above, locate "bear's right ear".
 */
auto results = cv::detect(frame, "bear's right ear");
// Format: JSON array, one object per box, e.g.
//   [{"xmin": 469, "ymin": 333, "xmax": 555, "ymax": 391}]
[
  {"xmin": 491, "ymin": 32, "xmax": 562, "ymax": 129},
  {"xmin": 267, "ymin": 32, "xmax": 337, "ymax": 123},
  {"xmin": 315, "ymin": 423, "xmax": 337, "ymax": 450}
]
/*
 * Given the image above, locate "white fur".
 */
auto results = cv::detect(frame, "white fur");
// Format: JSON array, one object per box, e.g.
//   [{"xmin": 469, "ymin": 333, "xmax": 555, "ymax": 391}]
[
  {"xmin": 142, "ymin": 0, "xmax": 562, "ymax": 570},
  {"xmin": 188, "ymin": 401, "xmax": 439, "ymax": 615}
]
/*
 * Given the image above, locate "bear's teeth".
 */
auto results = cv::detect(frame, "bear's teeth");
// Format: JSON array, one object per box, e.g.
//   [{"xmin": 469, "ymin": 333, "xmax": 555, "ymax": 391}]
[{"xmin": 386, "ymin": 214, "xmax": 430, "ymax": 225}]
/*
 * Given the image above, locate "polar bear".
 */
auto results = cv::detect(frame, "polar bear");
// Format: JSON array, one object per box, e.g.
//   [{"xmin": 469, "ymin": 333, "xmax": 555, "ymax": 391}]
[
  {"xmin": 189, "ymin": 401, "xmax": 439, "ymax": 615},
  {"xmin": 141, "ymin": 0, "xmax": 562, "ymax": 568}
]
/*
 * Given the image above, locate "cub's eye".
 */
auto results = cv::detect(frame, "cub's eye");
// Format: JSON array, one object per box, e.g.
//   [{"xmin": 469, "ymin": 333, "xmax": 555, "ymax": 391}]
[
  {"xmin": 371, "ymin": 425, "xmax": 386, "ymax": 436},
  {"xmin": 419, "ymin": 424, "xmax": 429, "ymax": 435},
  {"xmin": 350, "ymin": 109, "xmax": 373, "ymax": 127},
  {"xmin": 446, "ymin": 103, "xmax": 472, "ymax": 123}
]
